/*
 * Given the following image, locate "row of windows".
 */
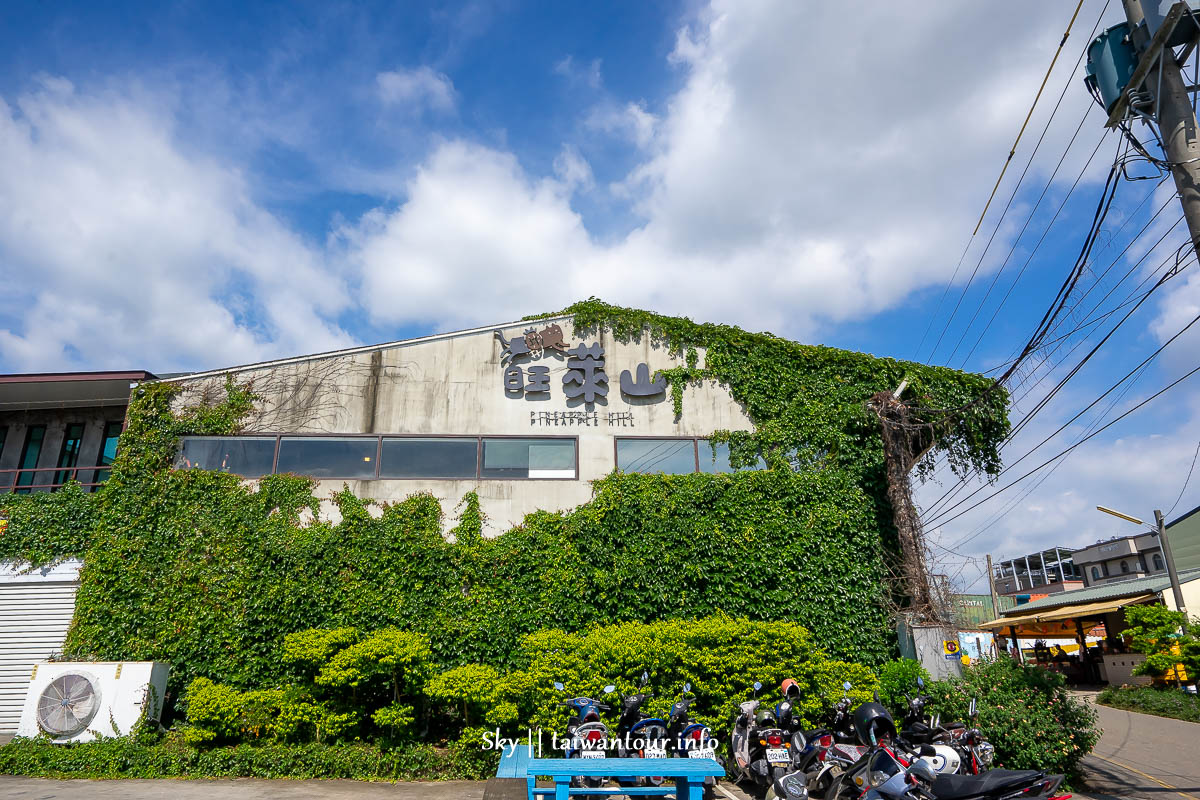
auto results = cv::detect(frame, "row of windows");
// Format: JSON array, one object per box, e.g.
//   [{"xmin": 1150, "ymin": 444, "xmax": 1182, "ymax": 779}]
[
  {"xmin": 177, "ymin": 436, "xmax": 579, "ymax": 480},
  {"xmin": 1088, "ymin": 553, "xmax": 1164, "ymax": 581},
  {"xmin": 174, "ymin": 435, "xmax": 766, "ymax": 481},
  {"xmin": 0, "ymin": 421, "xmax": 123, "ymax": 493}
]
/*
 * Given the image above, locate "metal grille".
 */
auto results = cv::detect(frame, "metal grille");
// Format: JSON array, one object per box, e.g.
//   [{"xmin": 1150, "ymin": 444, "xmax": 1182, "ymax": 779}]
[{"xmin": 36, "ymin": 673, "xmax": 99, "ymax": 736}]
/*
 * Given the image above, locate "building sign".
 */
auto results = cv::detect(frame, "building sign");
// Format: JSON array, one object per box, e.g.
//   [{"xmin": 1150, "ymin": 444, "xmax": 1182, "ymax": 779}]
[
  {"xmin": 495, "ymin": 327, "xmax": 667, "ymax": 405},
  {"xmin": 943, "ymin": 639, "xmax": 960, "ymax": 660},
  {"xmin": 529, "ymin": 411, "xmax": 636, "ymax": 427}
]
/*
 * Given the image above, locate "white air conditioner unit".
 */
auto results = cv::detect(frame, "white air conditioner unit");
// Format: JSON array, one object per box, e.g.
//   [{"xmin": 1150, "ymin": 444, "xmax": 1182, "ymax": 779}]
[{"xmin": 16, "ymin": 661, "xmax": 169, "ymax": 743}]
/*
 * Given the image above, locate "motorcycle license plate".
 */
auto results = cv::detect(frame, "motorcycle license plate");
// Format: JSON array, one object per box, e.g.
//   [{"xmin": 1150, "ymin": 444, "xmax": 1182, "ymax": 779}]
[
  {"xmin": 580, "ymin": 750, "xmax": 605, "ymax": 759},
  {"xmin": 688, "ymin": 747, "xmax": 716, "ymax": 759},
  {"xmin": 645, "ymin": 746, "xmax": 668, "ymax": 759},
  {"xmin": 766, "ymin": 747, "xmax": 790, "ymax": 765}
]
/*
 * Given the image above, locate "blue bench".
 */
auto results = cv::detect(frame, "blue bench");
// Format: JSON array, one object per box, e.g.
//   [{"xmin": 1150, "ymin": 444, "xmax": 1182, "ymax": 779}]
[{"xmin": 490, "ymin": 744, "xmax": 724, "ymax": 799}]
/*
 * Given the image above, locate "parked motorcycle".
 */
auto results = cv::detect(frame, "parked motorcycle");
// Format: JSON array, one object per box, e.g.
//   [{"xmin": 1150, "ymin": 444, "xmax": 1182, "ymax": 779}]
[
  {"xmin": 899, "ymin": 678, "xmax": 969, "ymax": 775},
  {"xmin": 799, "ymin": 682, "xmax": 868, "ymax": 796},
  {"xmin": 614, "ymin": 672, "xmax": 670, "ymax": 789},
  {"xmin": 666, "ymin": 681, "xmax": 716, "ymax": 758},
  {"xmin": 827, "ymin": 702, "xmax": 1058, "ymax": 800},
  {"xmin": 730, "ymin": 681, "xmax": 797, "ymax": 797},
  {"xmin": 846, "ymin": 744, "xmax": 1064, "ymax": 800},
  {"xmin": 554, "ymin": 680, "xmax": 616, "ymax": 787}
]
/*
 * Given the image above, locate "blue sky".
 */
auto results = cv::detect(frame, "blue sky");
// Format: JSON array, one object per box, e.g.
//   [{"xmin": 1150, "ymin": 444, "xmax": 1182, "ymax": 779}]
[{"xmin": 1, "ymin": 0, "xmax": 1198, "ymax": 586}]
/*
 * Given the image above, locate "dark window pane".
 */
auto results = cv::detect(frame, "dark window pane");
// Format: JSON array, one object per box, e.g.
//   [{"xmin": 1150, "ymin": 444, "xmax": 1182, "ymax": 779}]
[
  {"xmin": 276, "ymin": 437, "xmax": 378, "ymax": 479},
  {"xmin": 15, "ymin": 425, "xmax": 46, "ymax": 492},
  {"xmin": 54, "ymin": 423, "xmax": 85, "ymax": 488},
  {"xmin": 616, "ymin": 438, "xmax": 696, "ymax": 474},
  {"xmin": 0, "ymin": 427, "xmax": 7, "ymax": 463},
  {"xmin": 380, "ymin": 438, "xmax": 477, "ymax": 478},
  {"xmin": 92, "ymin": 421, "xmax": 122, "ymax": 490},
  {"xmin": 176, "ymin": 436, "xmax": 276, "ymax": 477},
  {"xmin": 481, "ymin": 438, "xmax": 575, "ymax": 478}
]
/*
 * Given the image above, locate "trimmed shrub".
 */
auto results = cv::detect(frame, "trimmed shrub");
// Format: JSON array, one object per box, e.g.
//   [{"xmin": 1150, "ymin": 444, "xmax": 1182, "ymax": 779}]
[
  {"xmin": 926, "ymin": 659, "xmax": 1098, "ymax": 779},
  {"xmin": 424, "ymin": 615, "xmax": 879, "ymax": 742},
  {"xmin": 0, "ymin": 736, "xmax": 495, "ymax": 781}
]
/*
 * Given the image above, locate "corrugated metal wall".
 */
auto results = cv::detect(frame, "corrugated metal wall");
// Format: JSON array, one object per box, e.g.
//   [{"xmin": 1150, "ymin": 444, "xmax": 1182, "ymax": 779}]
[{"xmin": 0, "ymin": 567, "xmax": 79, "ymax": 734}]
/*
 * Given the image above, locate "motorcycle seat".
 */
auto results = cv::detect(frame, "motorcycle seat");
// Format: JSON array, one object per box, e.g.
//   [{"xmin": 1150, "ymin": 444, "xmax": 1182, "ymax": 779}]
[{"xmin": 932, "ymin": 769, "xmax": 1043, "ymax": 800}]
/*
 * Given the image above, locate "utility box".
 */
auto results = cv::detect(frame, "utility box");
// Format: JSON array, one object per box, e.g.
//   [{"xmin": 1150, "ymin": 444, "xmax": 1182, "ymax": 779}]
[{"xmin": 1087, "ymin": 23, "xmax": 1139, "ymax": 113}]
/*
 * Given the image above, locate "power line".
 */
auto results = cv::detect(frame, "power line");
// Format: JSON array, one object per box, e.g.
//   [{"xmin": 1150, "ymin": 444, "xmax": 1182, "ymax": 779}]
[
  {"xmin": 933, "ymin": 361, "xmax": 1200, "ymax": 547},
  {"xmin": 925, "ymin": 254, "xmax": 1195, "ymax": 528},
  {"xmin": 1166, "ymin": 440, "xmax": 1200, "ymax": 517},
  {"xmin": 915, "ymin": 0, "xmax": 1105, "ymax": 359},
  {"xmin": 919, "ymin": 207, "xmax": 1187, "ymax": 520},
  {"xmin": 969, "ymin": 0, "xmax": 1090, "ymax": 237}
]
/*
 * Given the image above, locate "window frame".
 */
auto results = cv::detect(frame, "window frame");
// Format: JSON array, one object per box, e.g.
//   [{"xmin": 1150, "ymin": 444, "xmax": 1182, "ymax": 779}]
[
  {"xmin": 614, "ymin": 435, "xmax": 700, "ymax": 474},
  {"xmin": 175, "ymin": 433, "xmax": 580, "ymax": 482},
  {"xmin": 613, "ymin": 435, "xmax": 765, "ymax": 475}
]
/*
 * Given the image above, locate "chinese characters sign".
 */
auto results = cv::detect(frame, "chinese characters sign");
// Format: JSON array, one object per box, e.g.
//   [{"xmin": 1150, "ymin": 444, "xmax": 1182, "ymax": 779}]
[{"xmin": 494, "ymin": 326, "xmax": 667, "ymax": 405}]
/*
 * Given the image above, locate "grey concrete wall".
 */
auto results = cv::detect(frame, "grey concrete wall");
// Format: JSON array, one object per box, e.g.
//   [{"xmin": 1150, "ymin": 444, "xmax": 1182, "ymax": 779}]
[{"xmin": 171, "ymin": 317, "xmax": 755, "ymax": 533}]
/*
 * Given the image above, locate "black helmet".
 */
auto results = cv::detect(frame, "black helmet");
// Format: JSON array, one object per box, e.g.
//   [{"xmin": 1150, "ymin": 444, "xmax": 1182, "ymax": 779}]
[
  {"xmin": 755, "ymin": 709, "xmax": 778, "ymax": 727},
  {"xmin": 852, "ymin": 701, "xmax": 896, "ymax": 746}
]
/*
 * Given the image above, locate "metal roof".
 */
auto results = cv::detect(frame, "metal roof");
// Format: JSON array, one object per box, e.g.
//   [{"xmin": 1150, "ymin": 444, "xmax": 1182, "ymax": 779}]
[{"xmin": 1000, "ymin": 567, "xmax": 1200, "ymax": 615}]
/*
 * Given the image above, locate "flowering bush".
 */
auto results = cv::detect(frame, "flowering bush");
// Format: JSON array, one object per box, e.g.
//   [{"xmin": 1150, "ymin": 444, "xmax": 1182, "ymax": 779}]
[{"xmin": 926, "ymin": 659, "xmax": 1098, "ymax": 779}]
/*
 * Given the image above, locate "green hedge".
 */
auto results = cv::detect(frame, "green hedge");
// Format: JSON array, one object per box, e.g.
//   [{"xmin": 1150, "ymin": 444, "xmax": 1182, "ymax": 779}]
[
  {"xmin": 0, "ymin": 736, "xmax": 495, "ymax": 781},
  {"xmin": 1097, "ymin": 685, "xmax": 1200, "ymax": 723}
]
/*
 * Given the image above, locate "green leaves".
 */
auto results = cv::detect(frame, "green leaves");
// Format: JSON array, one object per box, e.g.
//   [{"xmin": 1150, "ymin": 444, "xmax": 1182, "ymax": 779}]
[{"xmin": 924, "ymin": 659, "xmax": 1099, "ymax": 780}]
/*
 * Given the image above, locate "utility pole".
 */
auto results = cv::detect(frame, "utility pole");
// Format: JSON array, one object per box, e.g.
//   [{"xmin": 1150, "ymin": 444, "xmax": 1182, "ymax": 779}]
[
  {"xmin": 985, "ymin": 554, "xmax": 1001, "ymax": 620},
  {"xmin": 1120, "ymin": 0, "xmax": 1200, "ymax": 258},
  {"xmin": 1154, "ymin": 509, "xmax": 1190, "ymax": 626}
]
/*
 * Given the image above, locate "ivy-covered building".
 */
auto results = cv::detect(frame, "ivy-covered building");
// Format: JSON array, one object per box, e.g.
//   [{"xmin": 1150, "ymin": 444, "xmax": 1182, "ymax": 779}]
[{"xmin": 0, "ymin": 300, "xmax": 1009, "ymax": 726}]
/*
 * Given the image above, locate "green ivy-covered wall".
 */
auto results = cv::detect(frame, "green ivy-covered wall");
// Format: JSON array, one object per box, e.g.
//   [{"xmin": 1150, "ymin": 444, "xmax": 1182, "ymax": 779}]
[{"xmin": 0, "ymin": 300, "xmax": 1008, "ymax": 697}]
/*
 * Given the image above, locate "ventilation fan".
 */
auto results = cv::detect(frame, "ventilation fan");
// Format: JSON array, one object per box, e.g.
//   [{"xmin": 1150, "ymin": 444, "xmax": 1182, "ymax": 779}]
[
  {"xmin": 17, "ymin": 661, "xmax": 169, "ymax": 743},
  {"xmin": 36, "ymin": 671, "xmax": 101, "ymax": 736}
]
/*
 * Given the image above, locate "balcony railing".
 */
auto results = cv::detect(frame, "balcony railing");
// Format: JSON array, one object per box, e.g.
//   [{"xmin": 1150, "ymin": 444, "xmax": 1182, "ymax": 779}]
[{"xmin": 0, "ymin": 466, "xmax": 110, "ymax": 494}]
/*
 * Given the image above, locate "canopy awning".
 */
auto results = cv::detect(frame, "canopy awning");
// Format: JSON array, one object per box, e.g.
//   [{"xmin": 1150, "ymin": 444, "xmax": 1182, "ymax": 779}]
[{"xmin": 979, "ymin": 593, "xmax": 1155, "ymax": 631}]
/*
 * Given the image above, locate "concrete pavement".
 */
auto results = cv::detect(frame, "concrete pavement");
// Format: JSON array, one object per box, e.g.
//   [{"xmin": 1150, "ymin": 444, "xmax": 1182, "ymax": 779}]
[
  {"xmin": 0, "ymin": 777, "xmax": 486, "ymax": 799},
  {"xmin": 1080, "ymin": 692, "xmax": 1200, "ymax": 800}
]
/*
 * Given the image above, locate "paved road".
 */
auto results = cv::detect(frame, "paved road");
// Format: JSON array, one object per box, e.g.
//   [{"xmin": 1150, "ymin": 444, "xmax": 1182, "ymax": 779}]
[{"xmin": 1081, "ymin": 695, "xmax": 1200, "ymax": 800}]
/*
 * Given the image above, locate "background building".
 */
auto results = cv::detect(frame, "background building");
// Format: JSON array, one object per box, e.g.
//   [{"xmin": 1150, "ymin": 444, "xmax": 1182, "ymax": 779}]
[
  {"xmin": 992, "ymin": 547, "xmax": 1083, "ymax": 597},
  {"xmin": 1074, "ymin": 507, "xmax": 1200, "ymax": 587},
  {"xmin": 0, "ymin": 371, "xmax": 154, "ymax": 494}
]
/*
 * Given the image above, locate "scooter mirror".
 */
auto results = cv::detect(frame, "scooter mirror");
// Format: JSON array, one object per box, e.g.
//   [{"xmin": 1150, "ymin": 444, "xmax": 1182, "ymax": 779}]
[
  {"xmin": 603, "ymin": 684, "xmax": 616, "ymax": 695},
  {"xmin": 843, "ymin": 681, "xmax": 852, "ymax": 692},
  {"xmin": 553, "ymin": 682, "xmax": 565, "ymax": 692},
  {"xmin": 908, "ymin": 760, "xmax": 937, "ymax": 784},
  {"xmin": 683, "ymin": 682, "xmax": 691, "ymax": 693},
  {"xmin": 753, "ymin": 681, "xmax": 762, "ymax": 692},
  {"xmin": 969, "ymin": 698, "xmax": 977, "ymax": 717},
  {"xmin": 641, "ymin": 671, "xmax": 649, "ymax": 685},
  {"xmin": 917, "ymin": 677, "xmax": 924, "ymax": 689}
]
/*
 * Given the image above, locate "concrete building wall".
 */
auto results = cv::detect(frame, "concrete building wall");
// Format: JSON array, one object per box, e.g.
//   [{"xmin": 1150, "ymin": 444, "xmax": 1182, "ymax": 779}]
[{"xmin": 170, "ymin": 317, "xmax": 755, "ymax": 533}]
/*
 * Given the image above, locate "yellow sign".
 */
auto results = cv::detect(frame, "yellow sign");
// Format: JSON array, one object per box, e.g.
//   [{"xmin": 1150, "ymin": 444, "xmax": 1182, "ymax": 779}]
[
  {"xmin": 943, "ymin": 639, "xmax": 960, "ymax": 657},
  {"xmin": 0, "ymin": 518, "xmax": 7, "ymax": 536}
]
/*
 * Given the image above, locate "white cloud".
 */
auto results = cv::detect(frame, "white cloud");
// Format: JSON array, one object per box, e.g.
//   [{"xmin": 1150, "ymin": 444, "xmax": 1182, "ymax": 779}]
[
  {"xmin": 347, "ymin": 0, "xmax": 1098, "ymax": 339},
  {"xmin": 586, "ymin": 101, "xmax": 658, "ymax": 148},
  {"xmin": 0, "ymin": 77, "xmax": 353, "ymax": 372},
  {"xmin": 376, "ymin": 66, "xmax": 457, "ymax": 114}
]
